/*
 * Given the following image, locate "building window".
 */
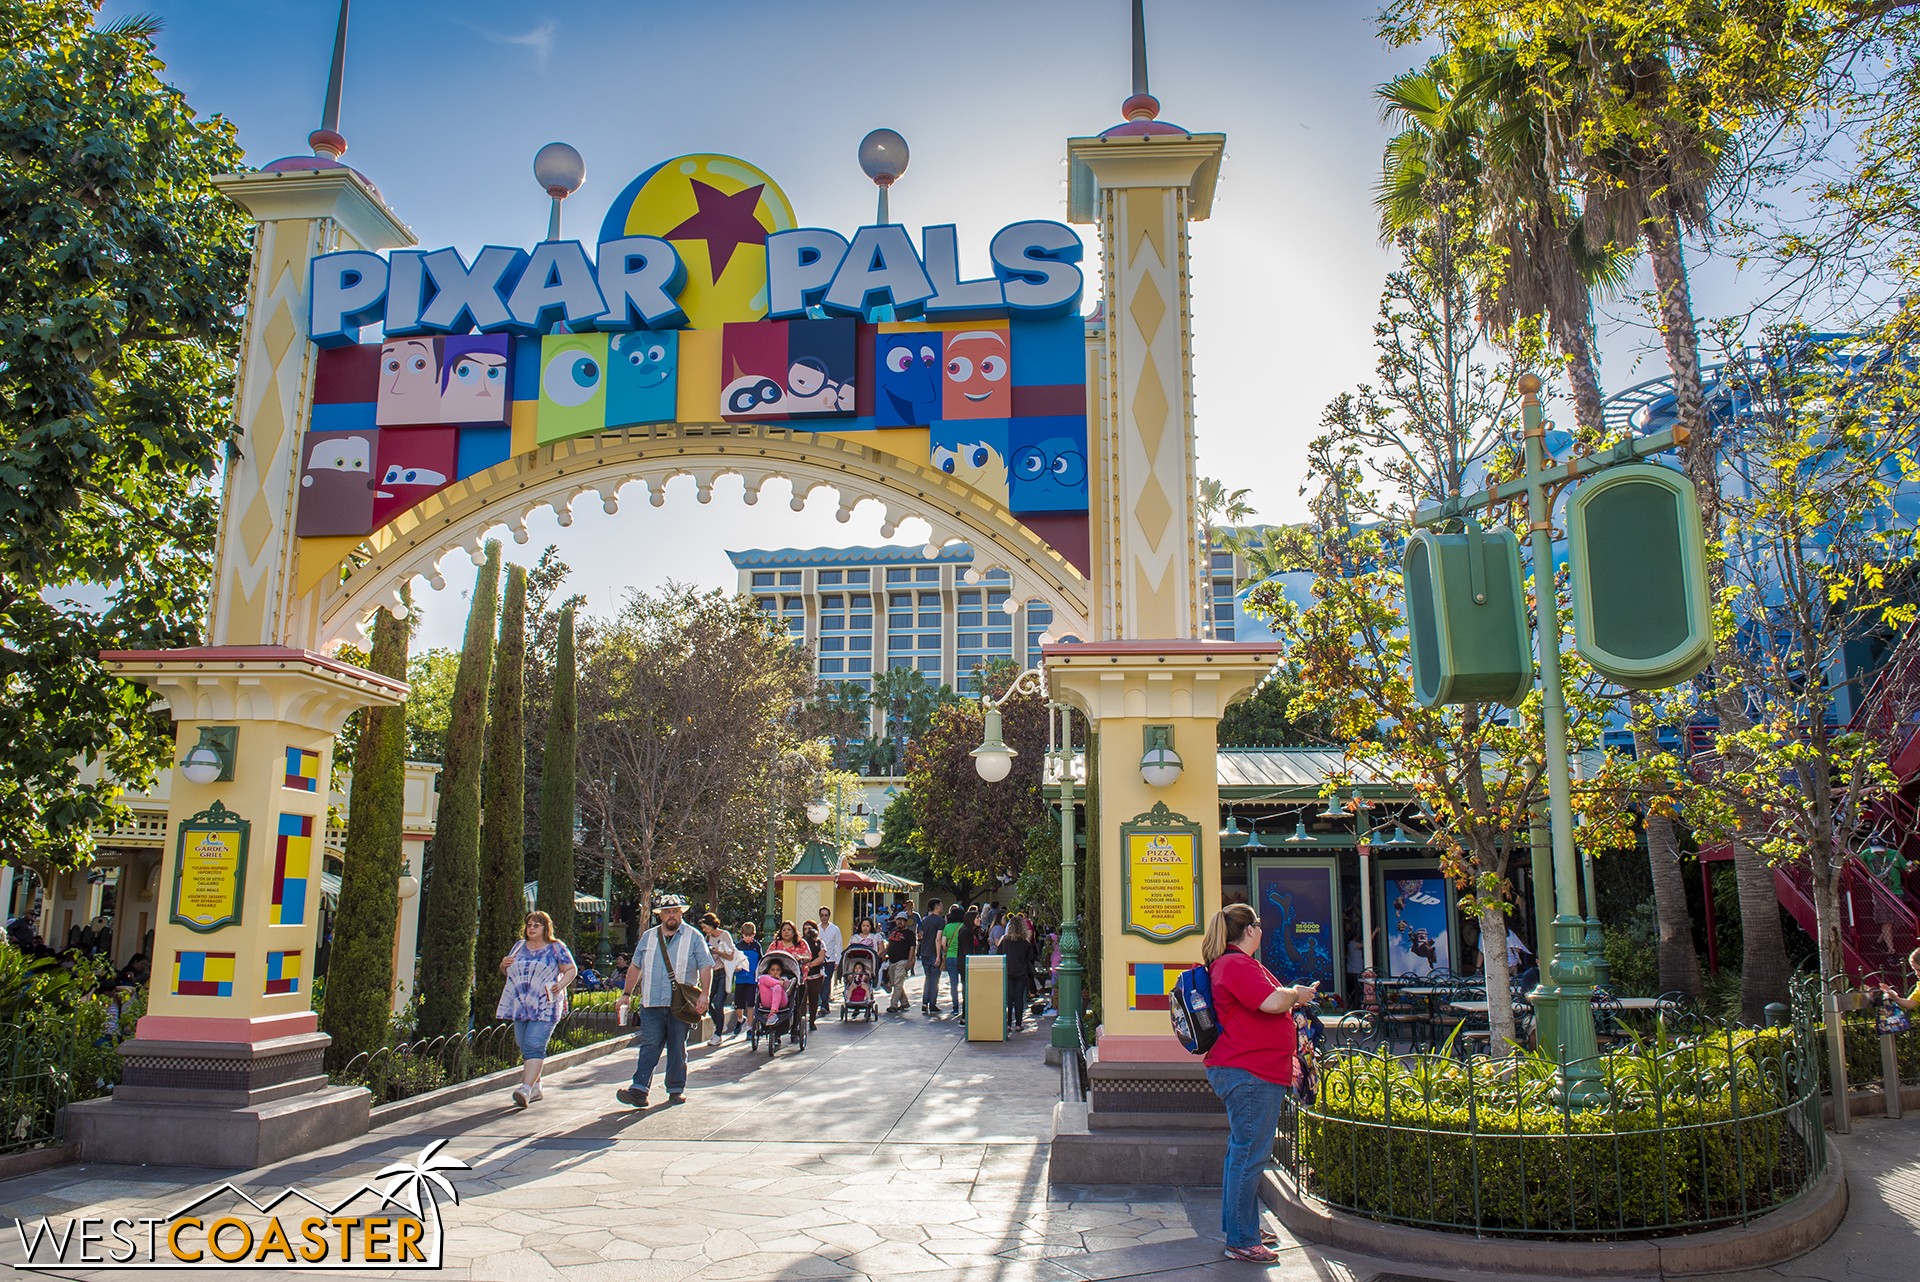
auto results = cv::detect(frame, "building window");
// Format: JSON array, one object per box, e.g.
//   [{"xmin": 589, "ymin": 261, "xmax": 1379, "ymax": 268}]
[
  {"xmin": 751, "ymin": 572, "xmax": 775, "ymax": 588},
  {"xmin": 957, "ymin": 633, "xmax": 983, "ymax": 649},
  {"xmin": 889, "ymin": 592, "xmax": 912, "ymax": 608},
  {"xmin": 820, "ymin": 637, "xmax": 844, "ymax": 652},
  {"xmin": 889, "ymin": 635, "xmax": 914, "ymax": 652},
  {"xmin": 918, "ymin": 634, "xmax": 941, "ymax": 650},
  {"xmin": 917, "ymin": 657, "xmax": 942, "ymax": 673},
  {"xmin": 848, "ymin": 569, "xmax": 870, "ymax": 584},
  {"xmin": 1028, "ymin": 605, "xmax": 1053, "ymax": 625},
  {"xmin": 1212, "ymin": 551, "xmax": 1234, "ymax": 572},
  {"xmin": 886, "ymin": 568, "xmax": 911, "ymax": 582},
  {"xmin": 819, "ymin": 570, "xmax": 842, "ymax": 585},
  {"xmin": 1215, "ymin": 626, "xmax": 1236, "ymax": 641},
  {"xmin": 984, "ymin": 568, "xmax": 1011, "ymax": 582},
  {"xmin": 850, "ymin": 612, "xmax": 872, "ymax": 630},
  {"xmin": 820, "ymin": 658, "xmax": 844, "ymax": 673},
  {"xmin": 917, "ymin": 612, "xmax": 941, "ymax": 629},
  {"xmin": 957, "ymin": 611, "xmax": 983, "ymax": 627},
  {"xmin": 915, "ymin": 566, "xmax": 940, "ymax": 581},
  {"xmin": 989, "ymin": 632, "xmax": 1012, "ymax": 648},
  {"xmin": 780, "ymin": 571, "xmax": 801, "ymax": 586},
  {"xmin": 849, "ymin": 635, "xmax": 872, "ymax": 651},
  {"xmin": 756, "ymin": 597, "xmax": 776, "ymax": 612},
  {"xmin": 849, "ymin": 658, "xmax": 871, "ymax": 674},
  {"xmin": 889, "ymin": 611, "xmax": 912, "ymax": 630},
  {"xmin": 958, "ymin": 590, "xmax": 981, "ymax": 607}
]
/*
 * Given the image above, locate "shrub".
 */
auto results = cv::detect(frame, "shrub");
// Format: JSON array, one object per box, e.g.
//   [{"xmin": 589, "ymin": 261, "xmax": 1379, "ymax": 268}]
[{"xmin": 1293, "ymin": 1029, "xmax": 1819, "ymax": 1238}]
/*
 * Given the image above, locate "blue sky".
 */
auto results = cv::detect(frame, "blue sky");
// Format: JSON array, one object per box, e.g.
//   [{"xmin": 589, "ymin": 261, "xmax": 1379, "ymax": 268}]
[{"xmin": 120, "ymin": 1, "xmax": 1760, "ymax": 649}]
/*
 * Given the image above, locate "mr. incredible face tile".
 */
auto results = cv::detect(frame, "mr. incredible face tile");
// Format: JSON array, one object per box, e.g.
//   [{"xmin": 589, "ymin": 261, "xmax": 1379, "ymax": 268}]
[
  {"xmin": 1007, "ymin": 415, "xmax": 1088, "ymax": 514},
  {"xmin": 536, "ymin": 333, "xmax": 609, "ymax": 445},
  {"xmin": 439, "ymin": 335, "xmax": 512, "ymax": 425},
  {"xmin": 295, "ymin": 430, "xmax": 376, "ymax": 537},
  {"xmin": 375, "ymin": 337, "xmax": 441, "ymax": 426},
  {"xmin": 941, "ymin": 327, "xmax": 1011, "ymax": 420},
  {"xmin": 371, "ymin": 427, "xmax": 457, "ymax": 529},
  {"xmin": 606, "ymin": 330, "xmax": 678, "ymax": 426},
  {"xmin": 875, "ymin": 330, "xmax": 942, "ymax": 427}
]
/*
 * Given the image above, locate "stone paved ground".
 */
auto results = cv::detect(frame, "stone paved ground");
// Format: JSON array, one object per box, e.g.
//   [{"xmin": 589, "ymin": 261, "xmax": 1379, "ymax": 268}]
[{"xmin": 0, "ymin": 976, "xmax": 1914, "ymax": 1281}]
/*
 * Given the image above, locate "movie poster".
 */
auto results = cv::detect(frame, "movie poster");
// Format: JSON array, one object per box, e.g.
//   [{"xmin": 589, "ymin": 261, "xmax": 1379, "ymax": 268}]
[
  {"xmin": 1384, "ymin": 873, "xmax": 1452, "ymax": 976},
  {"xmin": 1252, "ymin": 860, "xmax": 1338, "ymax": 993}
]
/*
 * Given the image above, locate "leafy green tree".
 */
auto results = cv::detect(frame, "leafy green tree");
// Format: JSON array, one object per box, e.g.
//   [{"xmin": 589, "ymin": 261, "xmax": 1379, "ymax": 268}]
[
  {"xmin": 1215, "ymin": 665, "xmax": 1334, "ymax": 748},
  {"xmin": 417, "ymin": 543, "xmax": 499, "ymax": 1042},
  {"xmin": 476, "ymin": 565, "xmax": 526, "ymax": 1016},
  {"xmin": 903, "ymin": 687, "xmax": 1052, "ymax": 885},
  {"xmin": 0, "ymin": 2, "xmax": 250, "ymax": 867},
  {"xmin": 403, "ymin": 649, "xmax": 457, "ymax": 762},
  {"xmin": 871, "ymin": 788, "xmax": 926, "ymax": 885},
  {"xmin": 321, "ymin": 595, "xmax": 410, "ymax": 1068},
  {"xmin": 534, "ymin": 608, "xmax": 578, "ymax": 948}
]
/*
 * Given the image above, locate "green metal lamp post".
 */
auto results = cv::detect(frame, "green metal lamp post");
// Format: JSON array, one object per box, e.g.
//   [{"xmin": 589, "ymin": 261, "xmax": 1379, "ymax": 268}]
[{"xmin": 970, "ymin": 666, "xmax": 1085, "ymax": 1052}]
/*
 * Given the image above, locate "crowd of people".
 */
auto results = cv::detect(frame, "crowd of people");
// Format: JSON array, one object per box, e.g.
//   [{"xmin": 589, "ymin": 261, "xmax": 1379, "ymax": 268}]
[{"xmin": 488, "ymin": 893, "xmax": 1063, "ymax": 1115}]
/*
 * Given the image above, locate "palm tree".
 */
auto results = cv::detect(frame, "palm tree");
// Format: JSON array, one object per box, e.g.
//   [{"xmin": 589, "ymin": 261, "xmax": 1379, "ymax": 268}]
[
  {"xmin": 1197, "ymin": 477, "xmax": 1255, "ymax": 637},
  {"xmin": 376, "ymin": 1139, "xmax": 470, "ymax": 1220}
]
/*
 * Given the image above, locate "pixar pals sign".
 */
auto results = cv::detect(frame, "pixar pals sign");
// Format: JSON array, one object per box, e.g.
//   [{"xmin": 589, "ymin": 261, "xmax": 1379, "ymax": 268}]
[{"xmin": 296, "ymin": 154, "xmax": 1089, "ymax": 546}]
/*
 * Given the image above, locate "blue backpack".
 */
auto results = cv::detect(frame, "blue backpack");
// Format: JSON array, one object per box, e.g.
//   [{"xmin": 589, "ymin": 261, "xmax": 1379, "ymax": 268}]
[{"xmin": 1169, "ymin": 962, "xmax": 1220, "ymax": 1054}]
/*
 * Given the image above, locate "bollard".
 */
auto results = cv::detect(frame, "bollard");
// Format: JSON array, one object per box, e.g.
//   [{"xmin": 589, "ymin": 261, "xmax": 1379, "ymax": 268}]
[
  {"xmin": 1823, "ymin": 991, "xmax": 1852, "ymax": 1135},
  {"xmin": 1764, "ymin": 1002, "xmax": 1789, "ymax": 1027},
  {"xmin": 1883, "ymin": 1031, "xmax": 1904, "ymax": 1119}
]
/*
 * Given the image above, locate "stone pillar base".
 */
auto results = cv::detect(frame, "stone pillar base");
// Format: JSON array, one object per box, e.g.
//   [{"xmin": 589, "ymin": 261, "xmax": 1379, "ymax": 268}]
[{"xmin": 67, "ymin": 1085, "xmax": 369, "ymax": 1169}]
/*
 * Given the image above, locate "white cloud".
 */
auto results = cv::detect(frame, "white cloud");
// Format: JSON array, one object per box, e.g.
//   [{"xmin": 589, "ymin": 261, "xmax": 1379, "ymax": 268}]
[{"xmin": 458, "ymin": 19, "xmax": 555, "ymax": 69}]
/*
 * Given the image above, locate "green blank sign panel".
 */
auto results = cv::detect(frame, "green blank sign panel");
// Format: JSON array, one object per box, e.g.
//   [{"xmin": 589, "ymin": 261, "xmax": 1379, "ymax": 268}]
[{"xmin": 1568, "ymin": 464, "xmax": 1712, "ymax": 689}]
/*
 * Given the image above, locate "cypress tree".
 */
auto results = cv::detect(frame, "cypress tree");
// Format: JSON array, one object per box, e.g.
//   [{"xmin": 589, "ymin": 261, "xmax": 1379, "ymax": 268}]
[
  {"xmin": 417, "ymin": 542, "xmax": 499, "ymax": 1041},
  {"xmin": 321, "ymin": 591, "xmax": 411, "ymax": 1069},
  {"xmin": 535, "ymin": 608, "xmax": 578, "ymax": 949},
  {"xmin": 476, "ymin": 565, "xmax": 527, "ymax": 1016}
]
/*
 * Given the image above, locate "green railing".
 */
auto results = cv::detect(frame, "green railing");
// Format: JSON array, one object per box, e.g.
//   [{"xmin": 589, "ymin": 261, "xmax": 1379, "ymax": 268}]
[
  {"xmin": 1831, "ymin": 1012, "xmax": 1920, "ymax": 1091},
  {"xmin": 0, "ymin": 1023, "xmax": 83, "ymax": 1155},
  {"xmin": 1277, "ymin": 988, "xmax": 1828, "ymax": 1239},
  {"xmin": 330, "ymin": 1008, "xmax": 627, "ymax": 1104}
]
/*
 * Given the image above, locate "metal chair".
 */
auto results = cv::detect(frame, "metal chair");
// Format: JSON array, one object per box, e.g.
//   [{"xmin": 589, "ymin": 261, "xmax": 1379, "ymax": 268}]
[{"xmin": 1591, "ymin": 990, "xmax": 1630, "ymax": 1048}]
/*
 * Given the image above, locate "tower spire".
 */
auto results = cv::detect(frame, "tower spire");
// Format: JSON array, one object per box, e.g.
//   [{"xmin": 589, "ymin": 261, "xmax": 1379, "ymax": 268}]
[
  {"xmin": 310, "ymin": 0, "xmax": 349, "ymax": 159},
  {"xmin": 1131, "ymin": 0, "xmax": 1148, "ymax": 98}
]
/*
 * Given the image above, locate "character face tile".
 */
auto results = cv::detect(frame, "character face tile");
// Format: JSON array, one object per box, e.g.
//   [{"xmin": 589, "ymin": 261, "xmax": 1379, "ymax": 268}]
[
  {"xmin": 931, "ymin": 419, "xmax": 1010, "ymax": 508},
  {"xmin": 720, "ymin": 318, "xmax": 856, "ymax": 422},
  {"xmin": 536, "ymin": 333, "xmax": 609, "ymax": 445},
  {"xmin": 941, "ymin": 328, "xmax": 1011, "ymax": 420},
  {"xmin": 875, "ymin": 331, "xmax": 942, "ymax": 427},
  {"xmin": 376, "ymin": 338, "xmax": 441, "ymax": 426},
  {"xmin": 1007, "ymin": 415, "xmax": 1088, "ymax": 514},
  {"xmin": 606, "ymin": 330, "xmax": 679, "ymax": 426},
  {"xmin": 371, "ymin": 427, "xmax": 457, "ymax": 529},
  {"xmin": 440, "ymin": 334, "xmax": 513, "ymax": 425},
  {"xmin": 295, "ymin": 430, "xmax": 376, "ymax": 537}
]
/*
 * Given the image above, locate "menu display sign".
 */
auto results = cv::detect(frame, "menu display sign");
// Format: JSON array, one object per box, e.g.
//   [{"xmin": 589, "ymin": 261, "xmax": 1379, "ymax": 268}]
[
  {"xmin": 1121, "ymin": 803, "xmax": 1202, "ymax": 942},
  {"xmin": 170, "ymin": 802, "xmax": 251, "ymax": 933}
]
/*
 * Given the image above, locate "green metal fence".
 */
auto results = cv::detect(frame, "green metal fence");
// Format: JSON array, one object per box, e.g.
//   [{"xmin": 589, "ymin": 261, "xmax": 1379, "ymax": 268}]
[
  {"xmin": 0, "ymin": 1023, "xmax": 81, "ymax": 1155},
  {"xmin": 1277, "ymin": 988, "xmax": 1828, "ymax": 1239},
  {"xmin": 331, "ymin": 1008, "xmax": 625, "ymax": 1104}
]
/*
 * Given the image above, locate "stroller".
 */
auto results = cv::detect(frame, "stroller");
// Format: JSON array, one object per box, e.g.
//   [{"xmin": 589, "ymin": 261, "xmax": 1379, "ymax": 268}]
[
  {"xmin": 747, "ymin": 952, "xmax": 807, "ymax": 1056},
  {"xmin": 839, "ymin": 944, "xmax": 879, "ymax": 1022}
]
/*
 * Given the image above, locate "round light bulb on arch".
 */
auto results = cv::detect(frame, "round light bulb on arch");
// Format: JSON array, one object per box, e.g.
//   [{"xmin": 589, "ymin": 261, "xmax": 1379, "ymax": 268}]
[
  {"xmin": 858, "ymin": 128, "xmax": 909, "ymax": 186},
  {"xmin": 533, "ymin": 141, "xmax": 586, "ymax": 197}
]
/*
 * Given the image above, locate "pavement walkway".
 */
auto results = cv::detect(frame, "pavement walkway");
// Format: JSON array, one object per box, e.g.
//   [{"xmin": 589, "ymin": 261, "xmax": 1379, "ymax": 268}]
[{"xmin": 0, "ymin": 973, "xmax": 1915, "ymax": 1281}]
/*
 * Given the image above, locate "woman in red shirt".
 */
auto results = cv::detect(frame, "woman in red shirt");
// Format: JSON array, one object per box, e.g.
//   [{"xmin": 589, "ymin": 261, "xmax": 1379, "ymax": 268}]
[{"xmin": 1202, "ymin": 902, "xmax": 1317, "ymax": 1263}]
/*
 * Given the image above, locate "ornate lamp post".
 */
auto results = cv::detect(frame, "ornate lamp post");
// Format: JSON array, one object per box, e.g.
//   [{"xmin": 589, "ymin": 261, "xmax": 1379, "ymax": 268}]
[{"xmin": 972, "ymin": 667, "xmax": 1085, "ymax": 1052}]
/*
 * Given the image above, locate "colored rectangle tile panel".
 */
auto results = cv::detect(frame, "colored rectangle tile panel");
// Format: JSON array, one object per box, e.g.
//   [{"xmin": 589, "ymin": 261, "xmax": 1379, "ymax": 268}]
[
  {"xmin": 172, "ymin": 950, "xmax": 236, "ymax": 998},
  {"xmin": 284, "ymin": 746, "xmax": 321, "ymax": 792},
  {"xmin": 272, "ymin": 813, "xmax": 312, "ymax": 927},
  {"xmin": 264, "ymin": 950, "xmax": 302, "ymax": 995}
]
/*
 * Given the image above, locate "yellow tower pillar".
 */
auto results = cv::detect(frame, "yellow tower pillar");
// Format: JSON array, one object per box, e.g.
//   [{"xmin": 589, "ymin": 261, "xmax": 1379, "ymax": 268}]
[
  {"xmin": 1069, "ymin": 107, "xmax": 1223, "ymax": 643},
  {"xmin": 1046, "ymin": 641, "xmax": 1275, "ymax": 1060}
]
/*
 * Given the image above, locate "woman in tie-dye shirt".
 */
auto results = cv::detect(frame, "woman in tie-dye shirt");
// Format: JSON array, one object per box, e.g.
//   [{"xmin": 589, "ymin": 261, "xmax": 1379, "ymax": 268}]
[{"xmin": 496, "ymin": 911, "xmax": 577, "ymax": 1108}]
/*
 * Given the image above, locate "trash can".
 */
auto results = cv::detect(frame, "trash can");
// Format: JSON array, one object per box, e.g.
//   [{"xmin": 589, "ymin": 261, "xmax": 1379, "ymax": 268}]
[{"xmin": 966, "ymin": 955, "xmax": 1005, "ymax": 1042}]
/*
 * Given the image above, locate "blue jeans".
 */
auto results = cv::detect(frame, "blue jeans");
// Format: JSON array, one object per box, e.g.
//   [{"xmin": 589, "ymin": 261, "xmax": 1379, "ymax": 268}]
[
  {"xmin": 513, "ymin": 1019, "xmax": 554, "ymax": 1060},
  {"xmin": 1206, "ymin": 1065, "xmax": 1292, "ymax": 1250},
  {"xmin": 630, "ymin": 1006, "xmax": 690, "ymax": 1095},
  {"xmin": 920, "ymin": 957, "xmax": 941, "ymax": 1008},
  {"xmin": 945, "ymin": 958, "xmax": 965, "ymax": 1010}
]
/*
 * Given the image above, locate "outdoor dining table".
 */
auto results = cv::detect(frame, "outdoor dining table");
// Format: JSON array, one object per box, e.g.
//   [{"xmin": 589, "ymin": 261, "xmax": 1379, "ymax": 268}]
[
  {"xmin": 1393, "ymin": 984, "xmax": 1483, "ymax": 1043},
  {"xmin": 1447, "ymin": 995, "xmax": 1662, "ymax": 1012}
]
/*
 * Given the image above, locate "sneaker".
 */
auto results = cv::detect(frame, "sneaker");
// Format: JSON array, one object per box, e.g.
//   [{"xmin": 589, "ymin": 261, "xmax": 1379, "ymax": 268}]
[
  {"xmin": 1223, "ymin": 1244, "xmax": 1280, "ymax": 1263},
  {"xmin": 529, "ymin": 1083, "xmax": 544, "ymax": 1102},
  {"xmin": 667, "ymin": 1092, "xmax": 686, "ymax": 1104},
  {"xmin": 707, "ymin": 1034, "xmax": 722, "ymax": 1047},
  {"xmin": 615, "ymin": 1087, "xmax": 647, "ymax": 1109},
  {"xmin": 511, "ymin": 1086, "xmax": 529, "ymax": 1109}
]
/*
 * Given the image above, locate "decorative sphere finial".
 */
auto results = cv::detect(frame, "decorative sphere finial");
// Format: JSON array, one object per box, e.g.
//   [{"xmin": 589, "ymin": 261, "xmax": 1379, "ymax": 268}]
[
  {"xmin": 308, "ymin": 128, "xmax": 346, "ymax": 159},
  {"xmin": 1518, "ymin": 373, "xmax": 1543, "ymax": 397},
  {"xmin": 534, "ymin": 142, "xmax": 586, "ymax": 200},
  {"xmin": 1121, "ymin": 93, "xmax": 1160, "ymax": 122},
  {"xmin": 858, "ymin": 129, "xmax": 909, "ymax": 187}
]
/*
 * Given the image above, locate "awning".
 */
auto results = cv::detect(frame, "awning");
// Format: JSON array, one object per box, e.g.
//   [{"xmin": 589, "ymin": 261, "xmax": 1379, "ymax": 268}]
[
  {"xmin": 524, "ymin": 881, "xmax": 609, "ymax": 912},
  {"xmin": 841, "ymin": 867, "xmax": 922, "ymax": 892}
]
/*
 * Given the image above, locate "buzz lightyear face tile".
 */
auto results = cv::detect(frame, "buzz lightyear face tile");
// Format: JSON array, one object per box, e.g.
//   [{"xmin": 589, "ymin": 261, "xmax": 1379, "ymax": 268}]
[
  {"xmin": 439, "ymin": 335, "xmax": 512, "ymax": 425},
  {"xmin": 931, "ymin": 419, "xmax": 1009, "ymax": 508},
  {"xmin": 376, "ymin": 338, "xmax": 441, "ymax": 426},
  {"xmin": 605, "ymin": 330, "xmax": 678, "ymax": 427},
  {"xmin": 371, "ymin": 427, "xmax": 457, "ymax": 529},
  {"xmin": 295, "ymin": 430, "xmax": 376, "ymax": 537},
  {"xmin": 940, "ymin": 327, "xmax": 1011, "ymax": 420},
  {"xmin": 536, "ymin": 333, "xmax": 609, "ymax": 445}
]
